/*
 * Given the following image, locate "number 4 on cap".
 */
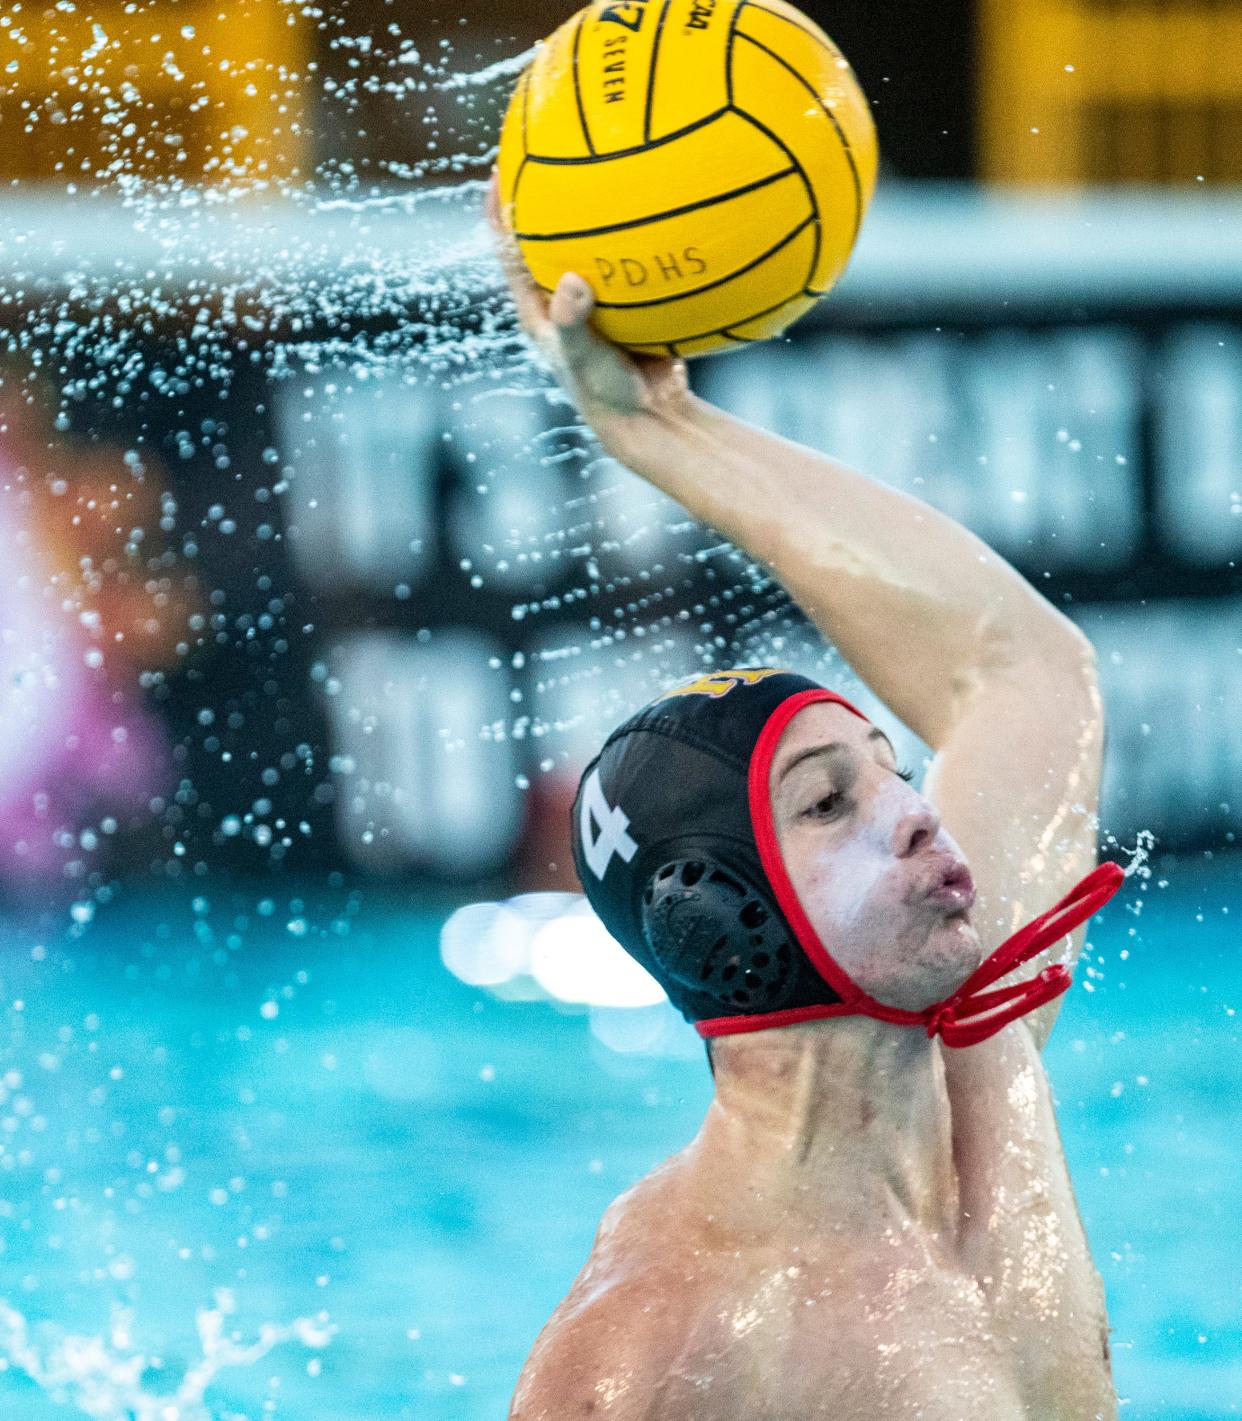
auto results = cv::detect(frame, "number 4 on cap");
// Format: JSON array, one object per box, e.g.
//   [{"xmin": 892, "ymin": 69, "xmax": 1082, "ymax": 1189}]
[{"xmin": 580, "ymin": 768, "xmax": 638, "ymax": 881}]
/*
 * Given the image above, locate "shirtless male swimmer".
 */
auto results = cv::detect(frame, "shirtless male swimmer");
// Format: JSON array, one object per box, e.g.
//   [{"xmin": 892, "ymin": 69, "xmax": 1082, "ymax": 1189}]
[{"xmin": 487, "ymin": 172, "xmax": 1126, "ymax": 1421}]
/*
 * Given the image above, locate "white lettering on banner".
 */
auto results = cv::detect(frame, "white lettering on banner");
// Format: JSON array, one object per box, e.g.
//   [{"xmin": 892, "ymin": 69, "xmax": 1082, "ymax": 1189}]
[
  {"xmin": 445, "ymin": 390, "xmax": 568, "ymax": 592},
  {"xmin": 1155, "ymin": 325, "xmax": 1242, "ymax": 564},
  {"xmin": 321, "ymin": 631, "xmax": 521, "ymax": 878},
  {"xmin": 700, "ymin": 327, "xmax": 1144, "ymax": 572},
  {"xmin": 1076, "ymin": 598, "xmax": 1242, "ymax": 844},
  {"xmin": 579, "ymin": 767, "xmax": 638, "ymax": 880},
  {"xmin": 277, "ymin": 376, "xmax": 441, "ymax": 588}
]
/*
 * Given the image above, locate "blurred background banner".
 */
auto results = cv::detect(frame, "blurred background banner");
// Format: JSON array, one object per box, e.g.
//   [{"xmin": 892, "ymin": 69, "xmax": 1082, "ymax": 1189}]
[
  {"xmin": 0, "ymin": 3, "xmax": 1239, "ymax": 1419},
  {"xmin": 2, "ymin": 10, "xmax": 1241, "ymax": 887},
  {"xmin": 3, "ymin": 187, "xmax": 1239, "ymax": 885}
]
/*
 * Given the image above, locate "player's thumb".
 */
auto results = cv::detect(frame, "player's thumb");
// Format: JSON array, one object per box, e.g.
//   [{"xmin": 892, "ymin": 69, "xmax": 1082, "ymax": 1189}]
[{"xmin": 549, "ymin": 272, "xmax": 598, "ymax": 372}]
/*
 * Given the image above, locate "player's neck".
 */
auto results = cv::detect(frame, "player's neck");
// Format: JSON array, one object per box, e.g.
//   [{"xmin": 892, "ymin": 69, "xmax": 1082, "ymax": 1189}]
[{"xmin": 694, "ymin": 1018, "xmax": 957, "ymax": 1241}]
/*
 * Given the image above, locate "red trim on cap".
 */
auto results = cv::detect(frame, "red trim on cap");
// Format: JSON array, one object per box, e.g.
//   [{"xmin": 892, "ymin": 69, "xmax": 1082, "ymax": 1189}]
[
  {"xmin": 695, "ymin": 688, "xmax": 1126, "ymax": 1047},
  {"xmin": 696, "ymin": 1001, "xmax": 858, "ymax": 1036},
  {"xmin": 748, "ymin": 689, "xmax": 880, "ymax": 1006}
]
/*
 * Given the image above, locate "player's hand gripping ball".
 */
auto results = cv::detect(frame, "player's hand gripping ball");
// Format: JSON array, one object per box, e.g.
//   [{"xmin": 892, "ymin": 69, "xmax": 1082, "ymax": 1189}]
[{"xmin": 495, "ymin": 0, "xmax": 877, "ymax": 359}]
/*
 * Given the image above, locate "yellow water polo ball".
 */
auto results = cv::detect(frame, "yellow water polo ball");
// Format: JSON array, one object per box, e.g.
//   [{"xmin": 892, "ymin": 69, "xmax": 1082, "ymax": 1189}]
[{"xmin": 495, "ymin": 0, "xmax": 878, "ymax": 359}]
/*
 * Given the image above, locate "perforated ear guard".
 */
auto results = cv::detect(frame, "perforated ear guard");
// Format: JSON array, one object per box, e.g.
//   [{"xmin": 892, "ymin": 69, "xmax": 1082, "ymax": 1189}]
[{"xmin": 641, "ymin": 858, "xmax": 803, "ymax": 1015}]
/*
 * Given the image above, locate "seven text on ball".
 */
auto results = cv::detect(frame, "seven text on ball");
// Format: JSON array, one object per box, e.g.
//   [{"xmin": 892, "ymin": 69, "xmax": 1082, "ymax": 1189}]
[{"xmin": 602, "ymin": 34, "xmax": 628, "ymax": 105}]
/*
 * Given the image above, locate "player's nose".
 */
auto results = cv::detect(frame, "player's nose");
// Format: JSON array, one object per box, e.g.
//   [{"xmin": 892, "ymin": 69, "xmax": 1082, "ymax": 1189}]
[{"xmin": 890, "ymin": 797, "xmax": 941, "ymax": 860}]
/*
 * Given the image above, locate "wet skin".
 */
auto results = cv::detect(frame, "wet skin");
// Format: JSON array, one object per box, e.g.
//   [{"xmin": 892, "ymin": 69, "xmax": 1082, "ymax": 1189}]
[
  {"xmin": 490, "ymin": 187, "xmax": 1113, "ymax": 1418},
  {"xmin": 507, "ymin": 703, "xmax": 1114, "ymax": 1421}
]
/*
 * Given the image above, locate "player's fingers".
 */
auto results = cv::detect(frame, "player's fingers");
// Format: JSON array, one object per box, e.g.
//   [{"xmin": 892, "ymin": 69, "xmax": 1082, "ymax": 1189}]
[
  {"xmin": 511, "ymin": 271, "xmax": 552, "ymax": 346},
  {"xmin": 484, "ymin": 168, "xmax": 502, "ymax": 232},
  {"xmin": 487, "ymin": 176, "xmax": 553, "ymax": 342}
]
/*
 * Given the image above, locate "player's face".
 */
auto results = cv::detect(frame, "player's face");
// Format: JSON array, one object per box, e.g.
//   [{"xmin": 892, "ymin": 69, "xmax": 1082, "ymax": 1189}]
[{"xmin": 769, "ymin": 702, "xmax": 983, "ymax": 1011}]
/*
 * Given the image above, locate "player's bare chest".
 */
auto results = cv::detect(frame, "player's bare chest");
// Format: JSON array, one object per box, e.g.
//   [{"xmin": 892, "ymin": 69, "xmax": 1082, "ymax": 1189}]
[{"xmin": 652, "ymin": 1234, "xmax": 1114, "ymax": 1420}]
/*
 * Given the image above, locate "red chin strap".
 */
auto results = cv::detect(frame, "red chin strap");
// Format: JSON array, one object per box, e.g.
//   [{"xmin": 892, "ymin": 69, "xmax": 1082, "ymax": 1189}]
[{"xmin": 695, "ymin": 689, "xmax": 1126, "ymax": 1048}]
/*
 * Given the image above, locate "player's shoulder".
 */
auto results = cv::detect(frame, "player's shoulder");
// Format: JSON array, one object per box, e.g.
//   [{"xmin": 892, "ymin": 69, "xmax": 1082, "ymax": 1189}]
[
  {"xmin": 507, "ymin": 1161, "xmax": 712, "ymax": 1420},
  {"xmin": 505, "ymin": 1257, "xmax": 699, "ymax": 1421}
]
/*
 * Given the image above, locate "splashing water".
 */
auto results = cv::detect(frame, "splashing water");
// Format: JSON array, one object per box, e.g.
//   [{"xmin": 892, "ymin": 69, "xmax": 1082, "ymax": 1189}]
[
  {"xmin": 0, "ymin": 0, "xmax": 753, "ymax": 728},
  {"xmin": 1116, "ymin": 827, "xmax": 1157, "ymax": 882},
  {"xmin": 0, "ymin": 5, "xmax": 542, "ymax": 398},
  {"xmin": 0, "ymin": 20, "xmax": 776, "ymax": 1418},
  {"xmin": 0, "ymin": 1294, "xmax": 333, "ymax": 1420},
  {"xmin": 435, "ymin": 47, "xmax": 541, "ymax": 92},
  {"xmin": 1106, "ymin": 827, "xmax": 1158, "ymax": 910},
  {"xmin": 0, "ymin": 0, "xmax": 780, "ymax": 909}
]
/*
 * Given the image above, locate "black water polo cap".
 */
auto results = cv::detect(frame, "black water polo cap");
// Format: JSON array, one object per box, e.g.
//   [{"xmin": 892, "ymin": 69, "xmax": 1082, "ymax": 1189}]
[{"xmin": 570, "ymin": 667, "xmax": 868, "ymax": 1030}]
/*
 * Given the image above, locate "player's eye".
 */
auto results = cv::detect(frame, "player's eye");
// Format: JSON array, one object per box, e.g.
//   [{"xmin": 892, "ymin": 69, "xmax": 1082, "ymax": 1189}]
[
  {"xmin": 803, "ymin": 790, "xmax": 845, "ymax": 819},
  {"xmin": 896, "ymin": 765, "xmax": 915, "ymax": 783}
]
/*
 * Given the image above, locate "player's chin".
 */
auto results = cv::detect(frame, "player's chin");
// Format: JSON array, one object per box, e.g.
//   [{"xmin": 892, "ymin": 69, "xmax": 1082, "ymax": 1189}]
[
  {"xmin": 870, "ymin": 913, "xmax": 981, "ymax": 1009},
  {"xmin": 925, "ymin": 908, "xmax": 984, "ymax": 976},
  {"xmin": 939, "ymin": 904, "xmax": 975, "ymax": 933}
]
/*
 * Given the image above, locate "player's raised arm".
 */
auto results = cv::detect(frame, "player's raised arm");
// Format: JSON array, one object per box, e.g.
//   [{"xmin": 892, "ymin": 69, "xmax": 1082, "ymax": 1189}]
[
  {"xmin": 489, "ymin": 177, "xmax": 1104, "ymax": 1043},
  {"xmin": 490, "ymin": 174, "xmax": 1091, "ymax": 737}
]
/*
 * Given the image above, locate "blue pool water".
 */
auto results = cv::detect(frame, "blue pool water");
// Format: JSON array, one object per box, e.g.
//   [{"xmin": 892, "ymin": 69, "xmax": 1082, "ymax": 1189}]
[{"xmin": 0, "ymin": 854, "xmax": 1237, "ymax": 1419}]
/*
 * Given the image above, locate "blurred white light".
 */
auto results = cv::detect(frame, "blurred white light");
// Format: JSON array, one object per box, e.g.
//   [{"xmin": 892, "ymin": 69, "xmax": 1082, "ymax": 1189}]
[
  {"xmin": 507, "ymin": 891, "xmax": 581, "ymax": 928},
  {"xmin": 439, "ymin": 902, "xmax": 530, "ymax": 987},
  {"xmin": 440, "ymin": 893, "xmax": 669, "ymax": 1013},
  {"xmin": 588, "ymin": 1003, "xmax": 670, "ymax": 1054},
  {"xmin": 529, "ymin": 906, "xmax": 666, "ymax": 1008}
]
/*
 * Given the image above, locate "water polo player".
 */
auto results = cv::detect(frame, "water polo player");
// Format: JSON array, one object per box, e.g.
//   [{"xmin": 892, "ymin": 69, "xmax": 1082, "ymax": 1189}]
[{"xmin": 489, "ymin": 175, "xmax": 1124, "ymax": 1420}]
